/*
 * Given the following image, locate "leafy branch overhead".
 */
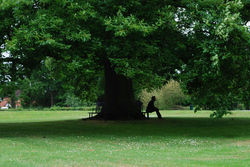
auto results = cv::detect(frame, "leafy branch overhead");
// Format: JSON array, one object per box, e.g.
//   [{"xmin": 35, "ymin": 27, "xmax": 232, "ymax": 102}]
[{"xmin": 0, "ymin": 0, "xmax": 249, "ymax": 117}]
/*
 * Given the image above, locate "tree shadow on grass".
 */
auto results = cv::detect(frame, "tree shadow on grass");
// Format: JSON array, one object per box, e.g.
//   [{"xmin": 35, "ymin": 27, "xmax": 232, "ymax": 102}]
[{"xmin": 0, "ymin": 117, "xmax": 250, "ymax": 138}]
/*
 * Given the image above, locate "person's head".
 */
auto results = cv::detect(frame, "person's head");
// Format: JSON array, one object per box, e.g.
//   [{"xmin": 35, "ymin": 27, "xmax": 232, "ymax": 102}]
[{"xmin": 151, "ymin": 96, "xmax": 156, "ymax": 101}]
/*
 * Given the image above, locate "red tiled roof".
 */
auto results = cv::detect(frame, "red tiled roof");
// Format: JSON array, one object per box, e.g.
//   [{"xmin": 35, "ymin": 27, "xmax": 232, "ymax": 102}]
[
  {"xmin": 0, "ymin": 97, "xmax": 21, "ymax": 108},
  {"xmin": 0, "ymin": 97, "xmax": 11, "ymax": 107},
  {"xmin": 0, "ymin": 100, "xmax": 8, "ymax": 107}
]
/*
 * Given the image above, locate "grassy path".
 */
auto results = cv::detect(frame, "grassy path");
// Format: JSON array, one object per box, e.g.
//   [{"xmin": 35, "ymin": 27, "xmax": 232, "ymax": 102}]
[{"xmin": 0, "ymin": 110, "xmax": 249, "ymax": 167}]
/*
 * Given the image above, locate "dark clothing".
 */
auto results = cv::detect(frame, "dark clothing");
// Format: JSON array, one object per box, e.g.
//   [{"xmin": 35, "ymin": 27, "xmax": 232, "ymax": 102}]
[
  {"xmin": 146, "ymin": 100, "xmax": 162, "ymax": 119},
  {"xmin": 146, "ymin": 100, "xmax": 155, "ymax": 112}
]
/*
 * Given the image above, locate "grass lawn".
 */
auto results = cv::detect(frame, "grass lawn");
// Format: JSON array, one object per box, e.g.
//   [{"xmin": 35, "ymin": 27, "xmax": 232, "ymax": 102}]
[{"xmin": 0, "ymin": 110, "xmax": 249, "ymax": 167}]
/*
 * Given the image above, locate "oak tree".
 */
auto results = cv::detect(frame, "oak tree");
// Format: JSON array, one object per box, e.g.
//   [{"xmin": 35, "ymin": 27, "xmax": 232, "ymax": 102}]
[{"xmin": 0, "ymin": 0, "xmax": 249, "ymax": 119}]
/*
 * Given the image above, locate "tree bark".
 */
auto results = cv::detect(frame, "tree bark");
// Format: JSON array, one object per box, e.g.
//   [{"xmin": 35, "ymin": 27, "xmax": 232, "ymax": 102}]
[
  {"xmin": 98, "ymin": 61, "xmax": 144, "ymax": 120},
  {"xmin": 50, "ymin": 92, "xmax": 54, "ymax": 107},
  {"xmin": 11, "ymin": 93, "xmax": 16, "ymax": 109}
]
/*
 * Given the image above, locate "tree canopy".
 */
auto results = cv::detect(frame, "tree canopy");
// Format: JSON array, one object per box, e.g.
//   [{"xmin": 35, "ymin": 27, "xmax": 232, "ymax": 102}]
[{"xmin": 0, "ymin": 0, "xmax": 249, "ymax": 119}]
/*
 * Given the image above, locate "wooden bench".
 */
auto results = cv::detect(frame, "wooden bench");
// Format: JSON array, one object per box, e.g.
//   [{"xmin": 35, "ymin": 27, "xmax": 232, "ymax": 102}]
[
  {"xmin": 88, "ymin": 102, "xmax": 103, "ymax": 118},
  {"xmin": 89, "ymin": 111, "xmax": 150, "ymax": 118},
  {"xmin": 88, "ymin": 111, "xmax": 99, "ymax": 118},
  {"xmin": 142, "ymin": 112, "xmax": 149, "ymax": 119}
]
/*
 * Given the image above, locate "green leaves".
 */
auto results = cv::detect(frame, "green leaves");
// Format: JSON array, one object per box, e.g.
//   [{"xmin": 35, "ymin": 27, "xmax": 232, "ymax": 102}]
[
  {"xmin": 215, "ymin": 1, "xmax": 244, "ymax": 40},
  {"xmin": 1, "ymin": 0, "xmax": 249, "ymax": 115},
  {"xmin": 155, "ymin": 5, "xmax": 176, "ymax": 29},
  {"xmin": 70, "ymin": 3, "xmax": 96, "ymax": 21},
  {"xmin": 105, "ymin": 10, "xmax": 155, "ymax": 37},
  {"xmin": 179, "ymin": 0, "xmax": 250, "ymax": 117}
]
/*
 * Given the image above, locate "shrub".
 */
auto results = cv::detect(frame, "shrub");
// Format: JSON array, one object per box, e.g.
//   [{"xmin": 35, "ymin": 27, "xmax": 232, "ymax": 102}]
[{"xmin": 139, "ymin": 80, "xmax": 190, "ymax": 110}]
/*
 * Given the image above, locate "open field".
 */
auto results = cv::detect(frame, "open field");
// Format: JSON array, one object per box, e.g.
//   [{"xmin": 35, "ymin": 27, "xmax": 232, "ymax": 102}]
[{"xmin": 0, "ymin": 110, "xmax": 249, "ymax": 167}]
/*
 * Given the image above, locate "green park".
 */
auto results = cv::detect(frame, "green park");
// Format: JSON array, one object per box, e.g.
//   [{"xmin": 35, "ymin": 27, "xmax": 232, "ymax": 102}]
[
  {"xmin": 0, "ymin": 0, "xmax": 249, "ymax": 167},
  {"xmin": 0, "ymin": 110, "xmax": 250, "ymax": 167}
]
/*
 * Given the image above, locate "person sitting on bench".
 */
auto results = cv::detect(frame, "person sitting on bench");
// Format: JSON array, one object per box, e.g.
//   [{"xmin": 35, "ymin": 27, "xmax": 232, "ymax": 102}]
[{"xmin": 146, "ymin": 96, "xmax": 162, "ymax": 119}]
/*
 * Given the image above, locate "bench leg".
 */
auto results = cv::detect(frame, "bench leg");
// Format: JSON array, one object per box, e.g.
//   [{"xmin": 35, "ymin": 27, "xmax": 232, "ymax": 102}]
[
  {"xmin": 146, "ymin": 112, "xmax": 149, "ymax": 119},
  {"xmin": 89, "ymin": 113, "xmax": 94, "ymax": 118}
]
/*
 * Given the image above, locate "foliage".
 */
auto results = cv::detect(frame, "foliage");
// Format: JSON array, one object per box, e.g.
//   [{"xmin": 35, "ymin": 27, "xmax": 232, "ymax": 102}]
[
  {"xmin": 18, "ymin": 62, "xmax": 64, "ymax": 107},
  {"xmin": 140, "ymin": 80, "xmax": 190, "ymax": 109},
  {"xmin": 63, "ymin": 92, "xmax": 83, "ymax": 107},
  {"xmin": 178, "ymin": 0, "xmax": 250, "ymax": 117},
  {"xmin": 0, "ymin": 0, "xmax": 249, "ymax": 117},
  {"xmin": 19, "ymin": 77, "xmax": 47, "ymax": 107}
]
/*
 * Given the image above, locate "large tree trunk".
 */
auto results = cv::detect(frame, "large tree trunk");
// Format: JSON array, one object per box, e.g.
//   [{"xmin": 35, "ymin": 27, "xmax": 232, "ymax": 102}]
[{"xmin": 98, "ymin": 61, "xmax": 144, "ymax": 120}]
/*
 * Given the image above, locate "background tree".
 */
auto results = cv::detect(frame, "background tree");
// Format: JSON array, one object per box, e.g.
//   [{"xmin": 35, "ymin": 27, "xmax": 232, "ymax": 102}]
[
  {"xmin": 140, "ymin": 80, "xmax": 190, "ymax": 110},
  {"xmin": 18, "ymin": 61, "xmax": 65, "ymax": 107}
]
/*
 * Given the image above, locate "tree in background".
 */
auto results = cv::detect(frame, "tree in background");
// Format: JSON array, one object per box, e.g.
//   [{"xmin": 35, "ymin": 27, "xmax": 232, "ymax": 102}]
[
  {"xmin": 0, "ymin": 0, "xmax": 249, "ymax": 119},
  {"xmin": 140, "ymin": 80, "xmax": 190, "ymax": 110},
  {"xmin": 18, "ymin": 62, "xmax": 65, "ymax": 107}
]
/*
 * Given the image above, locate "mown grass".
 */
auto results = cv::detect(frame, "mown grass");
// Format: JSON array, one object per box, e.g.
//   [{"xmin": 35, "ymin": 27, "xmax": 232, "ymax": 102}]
[{"xmin": 0, "ymin": 110, "xmax": 249, "ymax": 167}]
